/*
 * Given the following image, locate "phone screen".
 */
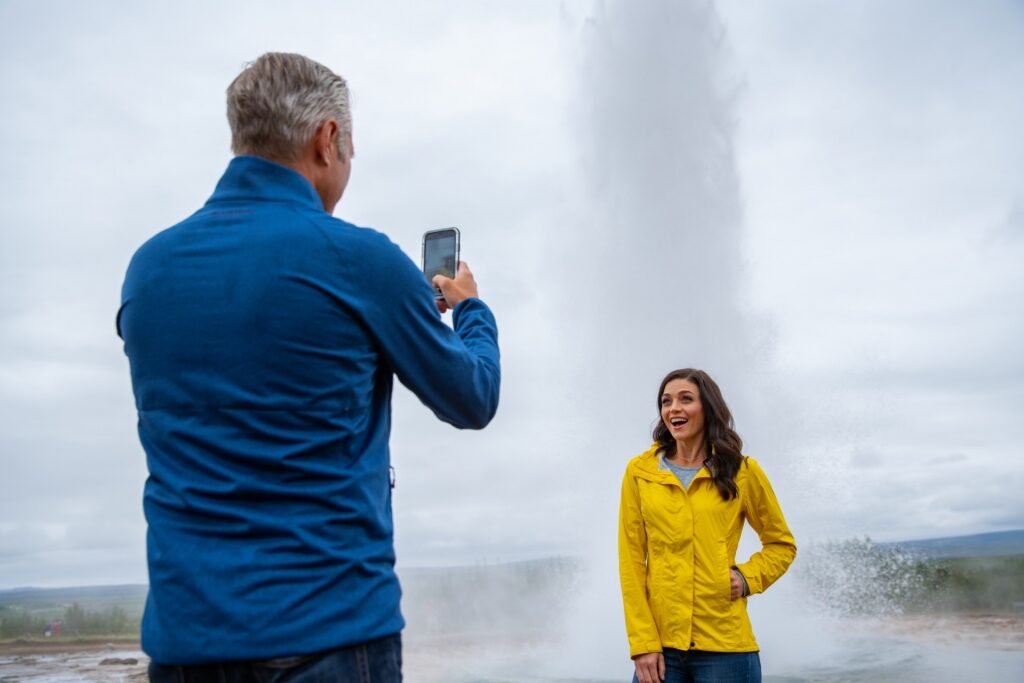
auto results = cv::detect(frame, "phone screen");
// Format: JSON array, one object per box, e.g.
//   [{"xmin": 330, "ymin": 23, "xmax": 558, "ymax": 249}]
[{"xmin": 422, "ymin": 228, "xmax": 460, "ymax": 295}]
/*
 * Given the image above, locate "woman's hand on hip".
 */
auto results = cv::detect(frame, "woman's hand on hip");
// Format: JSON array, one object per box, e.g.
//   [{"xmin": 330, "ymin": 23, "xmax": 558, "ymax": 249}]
[
  {"xmin": 730, "ymin": 567, "xmax": 746, "ymax": 600},
  {"xmin": 633, "ymin": 652, "xmax": 665, "ymax": 683}
]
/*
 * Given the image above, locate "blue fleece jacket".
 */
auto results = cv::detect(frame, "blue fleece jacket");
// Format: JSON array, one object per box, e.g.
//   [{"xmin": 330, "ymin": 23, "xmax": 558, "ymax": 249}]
[{"xmin": 117, "ymin": 156, "xmax": 500, "ymax": 664}]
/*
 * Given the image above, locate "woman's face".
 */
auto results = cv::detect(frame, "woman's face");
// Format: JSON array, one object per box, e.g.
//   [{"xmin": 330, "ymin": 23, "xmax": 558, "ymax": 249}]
[{"xmin": 660, "ymin": 378, "xmax": 705, "ymax": 443}]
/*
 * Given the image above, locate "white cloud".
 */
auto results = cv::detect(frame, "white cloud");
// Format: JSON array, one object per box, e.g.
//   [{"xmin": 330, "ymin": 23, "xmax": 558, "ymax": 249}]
[{"xmin": 1, "ymin": 0, "xmax": 1022, "ymax": 591}]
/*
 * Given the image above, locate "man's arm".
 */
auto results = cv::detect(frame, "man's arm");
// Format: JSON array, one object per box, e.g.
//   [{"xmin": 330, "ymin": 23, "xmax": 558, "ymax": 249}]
[{"xmin": 355, "ymin": 235, "xmax": 500, "ymax": 429}]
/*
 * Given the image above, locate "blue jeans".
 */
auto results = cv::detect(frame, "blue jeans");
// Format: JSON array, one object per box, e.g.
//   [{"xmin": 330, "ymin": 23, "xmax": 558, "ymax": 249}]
[
  {"xmin": 633, "ymin": 649, "xmax": 761, "ymax": 683},
  {"xmin": 148, "ymin": 633, "xmax": 402, "ymax": 683}
]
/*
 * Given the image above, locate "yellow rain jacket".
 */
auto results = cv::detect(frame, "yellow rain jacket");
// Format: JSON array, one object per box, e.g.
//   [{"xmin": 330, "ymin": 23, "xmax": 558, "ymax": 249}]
[{"xmin": 619, "ymin": 444, "xmax": 796, "ymax": 656}]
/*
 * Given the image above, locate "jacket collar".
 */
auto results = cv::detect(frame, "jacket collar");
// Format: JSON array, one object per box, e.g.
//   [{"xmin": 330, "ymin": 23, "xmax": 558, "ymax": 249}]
[
  {"xmin": 205, "ymin": 156, "xmax": 324, "ymax": 212},
  {"xmin": 632, "ymin": 442, "xmax": 712, "ymax": 487}
]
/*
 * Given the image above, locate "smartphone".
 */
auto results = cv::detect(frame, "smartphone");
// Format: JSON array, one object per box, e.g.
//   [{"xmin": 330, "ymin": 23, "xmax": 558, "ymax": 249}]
[{"xmin": 422, "ymin": 227, "xmax": 460, "ymax": 298}]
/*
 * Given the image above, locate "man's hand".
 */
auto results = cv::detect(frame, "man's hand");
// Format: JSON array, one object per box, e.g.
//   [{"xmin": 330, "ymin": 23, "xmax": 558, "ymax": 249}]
[
  {"xmin": 633, "ymin": 652, "xmax": 665, "ymax": 683},
  {"xmin": 433, "ymin": 260, "xmax": 478, "ymax": 313}
]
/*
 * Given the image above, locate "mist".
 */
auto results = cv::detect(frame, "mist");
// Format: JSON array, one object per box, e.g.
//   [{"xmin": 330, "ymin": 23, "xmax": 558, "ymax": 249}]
[
  {"xmin": 2, "ymin": 0, "xmax": 1023, "ymax": 680},
  {"xmin": 392, "ymin": 0, "xmax": 801, "ymax": 678}
]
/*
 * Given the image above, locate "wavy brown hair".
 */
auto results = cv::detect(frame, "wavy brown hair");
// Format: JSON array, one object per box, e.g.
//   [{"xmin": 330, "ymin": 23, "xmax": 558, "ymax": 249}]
[{"xmin": 653, "ymin": 368, "xmax": 744, "ymax": 500}]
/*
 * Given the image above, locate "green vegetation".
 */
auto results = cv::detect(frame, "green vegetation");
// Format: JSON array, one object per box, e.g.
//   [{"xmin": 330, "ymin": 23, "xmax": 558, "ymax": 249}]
[
  {"xmin": 0, "ymin": 606, "xmax": 48, "ymax": 639},
  {"xmin": 797, "ymin": 537, "xmax": 1024, "ymax": 616},
  {"xmin": 0, "ymin": 586, "xmax": 144, "ymax": 639},
  {"xmin": 0, "ymin": 602, "xmax": 140, "ymax": 639},
  {"xmin": 920, "ymin": 555, "xmax": 1024, "ymax": 612}
]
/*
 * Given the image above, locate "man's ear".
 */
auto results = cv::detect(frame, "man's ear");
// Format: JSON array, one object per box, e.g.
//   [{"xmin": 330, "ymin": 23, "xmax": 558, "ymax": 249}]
[{"xmin": 315, "ymin": 119, "xmax": 340, "ymax": 165}]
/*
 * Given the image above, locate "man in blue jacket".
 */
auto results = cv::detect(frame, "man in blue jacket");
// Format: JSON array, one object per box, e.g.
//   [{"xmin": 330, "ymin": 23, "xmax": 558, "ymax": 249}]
[{"xmin": 117, "ymin": 52, "xmax": 501, "ymax": 681}]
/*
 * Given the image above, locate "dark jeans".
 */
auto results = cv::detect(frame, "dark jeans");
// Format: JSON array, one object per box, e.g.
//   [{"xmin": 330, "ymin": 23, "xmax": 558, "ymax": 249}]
[
  {"xmin": 148, "ymin": 633, "xmax": 401, "ymax": 683},
  {"xmin": 633, "ymin": 649, "xmax": 760, "ymax": 683}
]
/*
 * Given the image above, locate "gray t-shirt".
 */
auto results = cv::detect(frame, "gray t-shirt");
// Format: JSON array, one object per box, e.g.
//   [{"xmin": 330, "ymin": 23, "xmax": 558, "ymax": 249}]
[{"xmin": 659, "ymin": 452, "xmax": 703, "ymax": 488}]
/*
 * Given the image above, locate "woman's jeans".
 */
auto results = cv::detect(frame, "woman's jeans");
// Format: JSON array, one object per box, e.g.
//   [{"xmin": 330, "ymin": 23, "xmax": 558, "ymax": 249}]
[
  {"xmin": 632, "ymin": 649, "xmax": 761, "ymax": 683},
  {"xmin": 148, "ymin": 633, "xmax": 401, "ymax": 683}
]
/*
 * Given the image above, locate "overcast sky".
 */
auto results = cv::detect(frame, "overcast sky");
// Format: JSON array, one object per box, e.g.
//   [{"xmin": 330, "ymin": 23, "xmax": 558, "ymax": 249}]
[{"xmin": 1, "ymin": 0, "xmax": 1022, "ymax": 590}]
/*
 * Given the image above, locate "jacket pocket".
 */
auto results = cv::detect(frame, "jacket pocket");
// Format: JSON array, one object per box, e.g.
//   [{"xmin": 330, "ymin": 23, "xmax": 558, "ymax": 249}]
[
  {"xmin": 716, "ymin": 541, "xmax": 732, "ymax": 601},
  {"xmin": 695, "ymin": 541, "xmax": 732, "ymax": 614}
]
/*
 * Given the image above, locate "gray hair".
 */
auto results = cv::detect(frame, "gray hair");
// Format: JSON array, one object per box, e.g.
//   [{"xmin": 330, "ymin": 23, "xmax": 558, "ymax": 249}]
[{"xmin": 226, "ymin": 52, "xmax": 352, "ymax": 163}]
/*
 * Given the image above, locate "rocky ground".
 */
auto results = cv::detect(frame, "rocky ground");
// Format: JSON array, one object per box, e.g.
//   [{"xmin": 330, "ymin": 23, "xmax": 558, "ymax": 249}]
[
  {"xmin": 854, "ymin": 611, "xmax": 1024, "ymax": 651},
  {"xmin": 0, "ymin": 638, "xmax": 458, "ymax": 682},
  {"xmin": 1, "ymin": 613, "xmax": 1020, "ymax": 681},
  {"xmin": 0, "ymin": 639, "xmax": 147, "ymax": 681}
]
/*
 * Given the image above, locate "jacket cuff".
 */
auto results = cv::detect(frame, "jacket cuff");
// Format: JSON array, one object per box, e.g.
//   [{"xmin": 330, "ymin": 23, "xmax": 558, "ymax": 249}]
[
  {"xmin": 630, "ymin": 643, "xmax": 664, "ymax": 658},
  {"xmin": 732, "ymin": 566, "xmax": 751, "ymax": 597},
  {"xmin": 735, "ymin": 563, "xmax": 761, "ymax": 594}
]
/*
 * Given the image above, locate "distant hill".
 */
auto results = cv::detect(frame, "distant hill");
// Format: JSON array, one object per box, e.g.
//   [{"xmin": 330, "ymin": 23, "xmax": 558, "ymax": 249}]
[
  {"xmin": 0, "ymin": 583, "xmax": 147, "ymax": 613},
  {"xmin": 884, "ymin": 529, "xmax": 1024, "ymax": 559},
  {"xmin": 3, "ymin": 531, "xmax": 1022, "ymax": 605}
]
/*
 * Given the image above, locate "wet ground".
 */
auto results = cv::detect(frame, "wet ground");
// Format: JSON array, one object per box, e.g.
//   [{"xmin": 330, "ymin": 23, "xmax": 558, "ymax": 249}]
[
  {"xmin": 0, "ymin": 643, "xmax": 147, "ymax": 682},
  {"xmin": 1, "ymin": 614, "xmax": 1021, "ymax": 682}
]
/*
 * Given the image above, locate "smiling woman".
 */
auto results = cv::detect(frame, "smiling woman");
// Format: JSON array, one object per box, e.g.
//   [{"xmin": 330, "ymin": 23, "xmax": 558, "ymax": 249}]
[
  {"xmin": 618, "ymin": 369, "xmax": 796, "ymax": 683},
  {"xmin": 655, "ymin": 369, "xmax": 744, "ymax": 501}
]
